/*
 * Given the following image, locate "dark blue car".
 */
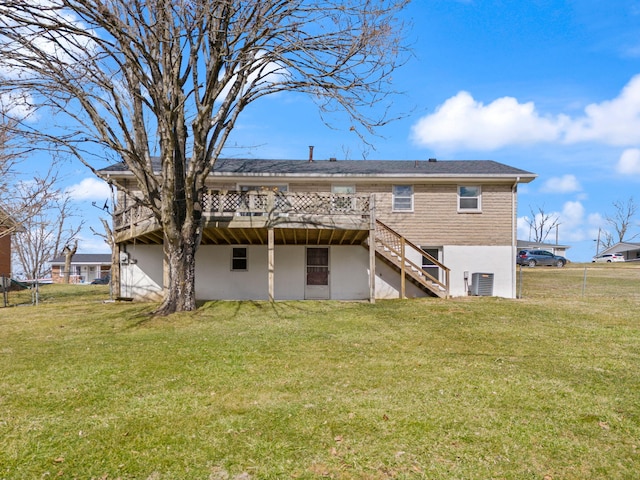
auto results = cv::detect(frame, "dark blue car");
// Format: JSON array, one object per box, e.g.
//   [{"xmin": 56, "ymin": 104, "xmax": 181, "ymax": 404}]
[{"xmin": 517, "ymin": 249, "xmax": 566, "ymax": 267}]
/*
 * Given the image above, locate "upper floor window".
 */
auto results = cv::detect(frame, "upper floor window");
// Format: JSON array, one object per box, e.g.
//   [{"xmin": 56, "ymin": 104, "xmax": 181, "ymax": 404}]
[
  {"xmin": 332, "ymin": 185, "xmax": 356, "ymax": 211},
  {"xmin": 392, "ymin": 185, "xmax": 413, "ymax": 212},
  {"xmin": 458, "ymin": 186, "xmax": 481, "ymax": 212}
]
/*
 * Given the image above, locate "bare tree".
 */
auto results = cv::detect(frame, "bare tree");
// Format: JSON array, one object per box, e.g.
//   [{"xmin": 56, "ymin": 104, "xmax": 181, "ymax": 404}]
[
  {"xmin": 91, "ymin": 200, "xmax": 120, "ymax": 296},
  {"xmin": 0, "ymin": 115, "xmax": 24, "ymax": 236},
  {"xmin": 0, "ymin": 0, "xmax": 410, "ymax": 314},
  {"xmin": 61, "ymin": 240, "xmax": 78, "ymax": 284},
  {"xmin": 525, "ymin": 206, "xmax": 561, "ymax": 243},
  {"xmin": 11, "ymin": 178, "xmax": 83, "ymax": 281},
  {"xmin": 605, "ymin": 197, "xmax": 638, "ymax": 245}
]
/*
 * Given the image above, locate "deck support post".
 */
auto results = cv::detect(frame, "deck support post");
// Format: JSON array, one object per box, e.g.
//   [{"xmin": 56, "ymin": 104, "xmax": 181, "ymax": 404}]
[
  {"xmin": 268, "ymin": 227, "xmax": 275, "ymax": 302},
  {"xmin": 369, "ymin": 195, "xmax": 376, "ymax": 304}
]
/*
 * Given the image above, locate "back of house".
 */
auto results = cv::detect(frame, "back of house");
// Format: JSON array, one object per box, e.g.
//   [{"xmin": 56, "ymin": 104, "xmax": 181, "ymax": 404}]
[{"xmin": 102, "ymin": 157, "xmax": 536, "ymax": 301}]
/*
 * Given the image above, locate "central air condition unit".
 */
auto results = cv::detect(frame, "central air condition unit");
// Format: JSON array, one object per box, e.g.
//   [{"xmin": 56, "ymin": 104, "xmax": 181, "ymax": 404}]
[{"xmin": 470, "ymin": 272, "xmax": 494, "ymax": 296}]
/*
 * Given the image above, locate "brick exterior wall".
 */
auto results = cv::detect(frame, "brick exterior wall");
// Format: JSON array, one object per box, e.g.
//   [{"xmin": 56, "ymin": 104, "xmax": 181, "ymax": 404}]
[{"xmin": 0, "ymin": 232, "xmax": 11, "ymax": 277}]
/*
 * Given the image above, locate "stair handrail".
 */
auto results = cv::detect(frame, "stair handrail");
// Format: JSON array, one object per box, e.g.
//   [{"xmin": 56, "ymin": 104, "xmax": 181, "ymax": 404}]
[{"xmin": 375, "ymin": 219, "xmax": 450, "ymax": 294}]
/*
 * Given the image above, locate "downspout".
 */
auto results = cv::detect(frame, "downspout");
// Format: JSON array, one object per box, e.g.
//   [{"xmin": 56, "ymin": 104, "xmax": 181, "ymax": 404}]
[{"xmin": 512, "ymin": 177, "xmax": 520, "ymax": 298}]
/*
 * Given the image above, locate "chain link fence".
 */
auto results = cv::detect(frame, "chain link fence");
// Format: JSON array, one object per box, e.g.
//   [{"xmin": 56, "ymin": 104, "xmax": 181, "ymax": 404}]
[{"xmin": 517, "ymin": 263, "xmax": 640, "ymax": 301}]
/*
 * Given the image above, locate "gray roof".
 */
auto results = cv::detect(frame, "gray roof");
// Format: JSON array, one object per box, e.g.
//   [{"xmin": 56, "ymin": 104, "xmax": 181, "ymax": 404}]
[
  {"xmin": 599, "ymin": 242, "xmax": 640, "ymax": 255},
  {"xmin": 100, "ymin": 158, "xmax": 536, "ymax": 181},
  {"xmin": 517, "ymin": 240, "xmax": 571, "ymax": 249},
  {"xmin": 50, "ymin": 254, "xmax": 112, "ymax": 265}
]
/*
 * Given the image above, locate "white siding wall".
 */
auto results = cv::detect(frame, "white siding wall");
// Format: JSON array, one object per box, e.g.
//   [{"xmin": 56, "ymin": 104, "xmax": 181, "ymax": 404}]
[
  {"xmin": 120, "ymin": 245, "xmax": 163, "ymax": 301},
  {"xmin": 373, "ymin": 259, "xmax": 427, "ymax": 299},
  {"xmin": 195, "ymin": 245, "xmax": 268, "ymax": 300},
  {"xmin": 330, "ymin": 246, "xmax": 370, "ymax": 300},
  {"xmin": 443, "ymin": 245, "xmax": 515, "ymax": 298},
  {"xmin": 123, "ymin": 244, "xmax": 370, "ymax": 301},
  {"xmin": 120, "ymin": 244, "xmax": 517, "ymax": 301},
  {"xmin": 274, "ymin": 247, "xmax": 305, "ymax": 300}
]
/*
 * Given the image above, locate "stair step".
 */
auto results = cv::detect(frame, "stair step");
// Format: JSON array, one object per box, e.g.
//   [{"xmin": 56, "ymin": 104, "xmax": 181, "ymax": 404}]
[{"xmin": 374, "ymin": 223, "xmax": 448, "ymax": 297}]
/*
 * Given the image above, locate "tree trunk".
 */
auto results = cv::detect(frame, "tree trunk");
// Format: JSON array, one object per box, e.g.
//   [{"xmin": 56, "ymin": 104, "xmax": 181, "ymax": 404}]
[
  {"xmin": 63, "ymin": 241, "xmax": 78, "ymax": 284},
  {"xmin": 154, "ymin": 223, "xmax": 200, "ymax": 315}
]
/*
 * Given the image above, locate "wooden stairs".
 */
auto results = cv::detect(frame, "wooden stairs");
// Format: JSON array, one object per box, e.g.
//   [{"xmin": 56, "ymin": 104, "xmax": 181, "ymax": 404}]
[{"xmin": 372, "ymin": 220, "xmax": 450, "ymax": 298}]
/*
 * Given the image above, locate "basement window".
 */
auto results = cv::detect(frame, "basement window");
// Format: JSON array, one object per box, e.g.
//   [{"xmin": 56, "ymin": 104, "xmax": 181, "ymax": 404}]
[{"xmin": 231, "ymin": 247, "xmax": 248, "ymax": 271}]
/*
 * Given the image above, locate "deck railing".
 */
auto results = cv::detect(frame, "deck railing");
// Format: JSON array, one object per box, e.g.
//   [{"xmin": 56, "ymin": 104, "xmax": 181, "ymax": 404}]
[
  {"xmin": 114, "ymin": 191, "xmax": 372, "ymax": 232},
  {"xmin": 202, "ymin": 191, "xmax": 371, "ymax": 217}
]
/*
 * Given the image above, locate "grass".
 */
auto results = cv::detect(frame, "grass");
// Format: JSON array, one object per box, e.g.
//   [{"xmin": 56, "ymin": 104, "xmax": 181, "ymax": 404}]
[{"xmin": 1, "ymin": 265, "xmax": 639, "ymax": 479}]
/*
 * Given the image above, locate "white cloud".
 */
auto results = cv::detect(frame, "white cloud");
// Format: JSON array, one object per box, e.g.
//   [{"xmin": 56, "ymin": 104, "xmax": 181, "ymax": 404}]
[
  {"xmin": 0, "ymin": 90, "xmax": 38, "ymax": 121},
  {"xmin": 411, "ymin": 74, "xmax": 640, "ymax": 151},
  {"xmin": 517, "ymin": 201, "xmax": 589, "ymax": 243},
  {"xmin": 558, "ymin": 201, "xmax": 598, "ymax": 243},
  {"xmin": 66, "ymin": 177, "xmax": 111, "ymax": 201},
  {"xmin": 616, "ymin": 148, "xmax": 640, "ymax": 174},
  {"xmin": 565, "ymin": 75, "xmax": 640, "ymax": 145},
  {"xmin": 540, "ymin": 174, "xmax": 581, "ymax": 194},
  {"xmin": 555, "ymin": 201, "xmax": 587, "ymax": 243},
  {"xmin": 411, "ymin": 91, "xmax": 566, "ymax": 150},
  {"xmin": 215, "ymin": 50, "xmax": 288, "ymax": 103},
  {"xmin": 77, "ymin": 233, "xmax": 111, "ymax": 254}
]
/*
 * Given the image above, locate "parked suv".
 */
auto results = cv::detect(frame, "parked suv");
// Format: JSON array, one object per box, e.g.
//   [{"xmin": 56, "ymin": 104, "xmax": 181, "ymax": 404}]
[
  {"xmin": 592, "ymin": 253, "xmax": 625, "ymax": 263},
  {"xmin": 517, "ymin": 249, "xmax": 567, "ymax": 267}
]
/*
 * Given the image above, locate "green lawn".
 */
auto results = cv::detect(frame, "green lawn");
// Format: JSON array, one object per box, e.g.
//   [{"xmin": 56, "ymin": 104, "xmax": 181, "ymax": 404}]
[{"xmin": 1, "ymin": 265, "xmax": 639, "ymax": 479}]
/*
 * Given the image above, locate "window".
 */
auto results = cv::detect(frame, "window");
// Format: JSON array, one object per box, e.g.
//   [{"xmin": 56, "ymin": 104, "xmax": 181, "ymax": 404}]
[
  {"xmin": 332, "ymin": 185, "xmax": 355, "ymax": 211},
  {"xmin": 458, "ymin": 186, "xmax": 481, "ymax": 212},
  {"xmin": 392, "ymin": 185, "xmax": 413, "ymax": 211},
  {"xmin": 421, "ymin": 247, "xmax": 441, "ymax": 281},
  {"xmin": 231, "ymin": 247, "xmax": 248, "ymax": 271},
  {"xmin": 238, "ymin": 185, "xmax": 288, "ymax": 215}
]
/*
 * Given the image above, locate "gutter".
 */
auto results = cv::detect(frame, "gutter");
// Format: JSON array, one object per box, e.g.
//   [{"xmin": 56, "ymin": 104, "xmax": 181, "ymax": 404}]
[{"xmin": 512, "ymin": 176, "xmax": 520, "ymax": 299}]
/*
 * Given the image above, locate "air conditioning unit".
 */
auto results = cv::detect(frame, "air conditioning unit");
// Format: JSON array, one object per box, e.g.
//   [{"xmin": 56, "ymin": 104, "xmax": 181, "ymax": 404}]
[{"xmin": 470, "ymin": 272, "xmax": 494, "ymax": 296}]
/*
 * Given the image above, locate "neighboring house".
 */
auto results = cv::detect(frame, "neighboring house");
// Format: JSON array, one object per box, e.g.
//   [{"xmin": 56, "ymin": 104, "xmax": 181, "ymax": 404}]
[
  {"xmin": 101, "ymin": 157, "xmax": 536, "ymax": 301},
  {"xmin": 49, "ymin": 254, "xmax": 112, "ymax": 284},
  {"xmin": 597, "ymin": 242, "xmax": 640, "ymax": 261},
  {"xmin": 0, "ymin": 206, "xmax": 19, "ymax": 279},
  {"xmin": 517, "ymin": 240, "xmax": 571, "ymax": 258}
]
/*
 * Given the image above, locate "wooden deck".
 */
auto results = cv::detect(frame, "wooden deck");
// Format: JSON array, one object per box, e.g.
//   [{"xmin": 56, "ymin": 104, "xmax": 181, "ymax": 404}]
[{"xmin": 114, "ymin": 191, "xmax": 373, "ymax": 245}]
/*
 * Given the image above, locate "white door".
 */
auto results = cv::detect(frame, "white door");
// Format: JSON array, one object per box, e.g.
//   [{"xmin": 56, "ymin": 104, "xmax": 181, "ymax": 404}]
[{"xmin": 305, "ymin": 247, "xmax": 330, "ymax": 299}]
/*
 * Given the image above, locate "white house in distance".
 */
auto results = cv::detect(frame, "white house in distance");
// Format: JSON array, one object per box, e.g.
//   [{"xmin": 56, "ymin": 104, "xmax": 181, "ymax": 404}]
[
  {"xmin": 49, "ymin": 254, "xmax": 112, "ymax": 284},
  {"xmin": 596, "ymin": 242, "xmax": 640, "ymax": 262},
  {"xmin": 101, "ymin": 157, "xmax": 536, "ymax": 301},
  {"xmin": 517, "ymin": 240, "xmax": 571, "ymax": 258}
]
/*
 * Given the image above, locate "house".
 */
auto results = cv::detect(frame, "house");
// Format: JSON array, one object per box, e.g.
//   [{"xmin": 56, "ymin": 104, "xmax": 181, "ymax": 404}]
[
  {"xmin": 0, "ymin": 206, "xmax": 18, "ymax": 280},
  {"xmin": 596, "ymin": 242, "xmax": 640, "ymax": 262},
  {"xmin": 517, "ymin": 240, "xmax": 571, "ymax": 258},
  {"xmin": 49, "ymin": 254, "xmax": 112, "ymax": 284},
  {"xmin": 101, "ymin": 157, "xmax": 536, "ymax": 301}
]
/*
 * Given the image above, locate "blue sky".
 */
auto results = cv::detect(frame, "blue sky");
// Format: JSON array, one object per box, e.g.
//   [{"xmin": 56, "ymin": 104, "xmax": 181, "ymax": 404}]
[{"xmin": 56, "ymin": 1, "xmax": 640, "ymax": 261}]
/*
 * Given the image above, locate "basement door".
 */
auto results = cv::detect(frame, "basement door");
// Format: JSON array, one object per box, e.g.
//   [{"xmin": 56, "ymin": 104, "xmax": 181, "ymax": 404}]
[{"xmin": 305, "ymin": 247, "xmax": 330, "ymax": 299}]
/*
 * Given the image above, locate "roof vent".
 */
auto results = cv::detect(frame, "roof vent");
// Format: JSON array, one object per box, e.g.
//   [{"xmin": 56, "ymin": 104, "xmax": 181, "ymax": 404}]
[
  {"xmin": 428, "ymin": 158, "xmax": 437, "ymax": 162},
  {"xmin": 308, "ymin": 145, "xmax": 314, "ymax": 162},
  {"xmin": 329, "ymin": 157, "xmax": 337, "ymax": 162}
]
